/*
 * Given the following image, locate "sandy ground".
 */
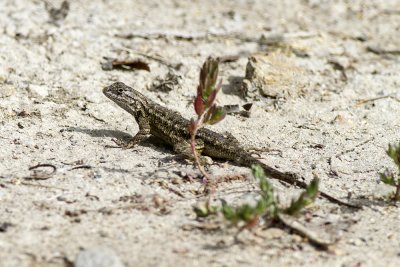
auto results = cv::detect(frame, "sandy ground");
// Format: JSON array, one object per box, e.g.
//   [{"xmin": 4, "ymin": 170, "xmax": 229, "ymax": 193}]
[{"xmin": 1, "ymin": 0, "xmax": 400, "ymax": 266}]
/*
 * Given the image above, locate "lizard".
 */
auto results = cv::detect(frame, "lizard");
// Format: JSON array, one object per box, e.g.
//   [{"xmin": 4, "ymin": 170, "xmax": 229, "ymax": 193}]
[{"xmin": 103, "ymin": 81, "xmax": 359, "ymax": 209}]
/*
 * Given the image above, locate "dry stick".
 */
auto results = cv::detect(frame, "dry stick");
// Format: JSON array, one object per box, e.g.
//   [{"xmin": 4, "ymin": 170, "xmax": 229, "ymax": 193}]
[
  {"xmin": 26, "ymin": 163, "xmax": 57, "ymax": 180},
  {"xmin": 3, "ymin": 180, "xmax": 68, "ymax": 191},
  {"xmin": 335, "ymin": 137, "xmax": 375, "ymax": 159},
  {"xmin": 115, "ymin": 31, "xmax": 318, "ymax": 43},
  {"xmin": 395, "ymin": 183, "xmax": 400, "ymax": 202},
  {"xmin": 70, "ymin": 165, "xmax": 92, "ymax": 170},
  {"xmin": 356, "ymin": 94, "xmax": 400, "ymax": 105},
  {"xmin": 189, "ymin": 111, "xmax": 220, "ymax": 199},
  {"xmin": 168, "ymin": 186, "xmax": 186, "ymax": 198},
  {"xmin": 115, "ymin": 45, "xmax": 180, "ymax": 69},
  {"xmin": 277, "ymin": 214, "xmax": 333, "ymax": 249},
  {"xmin": 190, "ymin": 115, "xmax": 211, "ymax": 183}
]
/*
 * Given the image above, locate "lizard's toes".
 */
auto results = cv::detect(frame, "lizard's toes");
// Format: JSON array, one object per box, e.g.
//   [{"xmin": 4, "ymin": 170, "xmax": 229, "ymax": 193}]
[{"xmin": 111, "ymin": 138, "xmax": 136, "ymax": 149}]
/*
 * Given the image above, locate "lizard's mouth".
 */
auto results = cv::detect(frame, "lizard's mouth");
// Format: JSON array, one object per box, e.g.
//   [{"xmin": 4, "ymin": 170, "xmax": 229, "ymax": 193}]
[
  {"xmin": 103, "ymin": 84, "xmax": 124, "ymax": 108},
  {"xmin": 102, "ymin": 84, "xmax": 113, "ymax": 98}
]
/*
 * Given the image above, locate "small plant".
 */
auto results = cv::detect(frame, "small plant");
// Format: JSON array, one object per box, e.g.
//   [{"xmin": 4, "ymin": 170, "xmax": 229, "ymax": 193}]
[
  {"xmin": 222, "ymin": 165, "xmax": 319, "ymax": 227},
  {"xmin": 221, "ymin": 165, "xmax": 279, "ymax": 227},
  {"xmin": 380, "ymin": 143, "xmax": 400, "ymax": 201},
  {"xmin": 189, "ymin": 58, "xmax": 328, "ymax": 247},
  {"xmin": 284, "ymin": 177, "xmax": 319, "ymax": 215},
  {"xmin": 193, "ymin": 165, "xmax": 329, "ymax": 247},
  {"xmin": 189, "ymin": 57, "xmax": 226, "ymax": 182}
]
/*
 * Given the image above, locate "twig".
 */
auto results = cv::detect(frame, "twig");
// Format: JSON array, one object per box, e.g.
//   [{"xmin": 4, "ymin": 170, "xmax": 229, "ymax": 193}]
[
  {"xmin": 3, "ymin": 180, "xmax": 68, "ymax": 191},
  {"xmin": 367, "ymin": 46, "xmax": 400, "ymax": 56},
  {"xmin": 85, "ymin": 113, "xmax": 106, "ymax": 123},
  {"xmin": 190, "ymin": 114, "xmax": 211, "ymax": 183},
  {"xmin": 277, "ymin": 214, "xmax": 333, "ymax": 249},
  {"xmin": 328, "ymin": 137, "xmax": 375, "ymax": 180},
  {"xmin": 70, "ymin": 165, "xmax": 92, "ymax": 170},
  {"xmin": 395, "ymin": 184, "xmax": 400, "ymax": 202},
  {"xmin": 168, "ymin": 186, "xmax": 186, "ymax": 198},
  {"xmin": 25, "ymin": 164, "xmax": 57, "ymax": 180},
  {"xmin": 114, "ymin": 45, "xmax": 181, "ymax": 69},
  {"xmin": 356, "ymin": 94, "xmax": 400, "ymax": 105},
  {"xmin": 115, "ymin": 30, "xmax": 318, "ymax": 43}
]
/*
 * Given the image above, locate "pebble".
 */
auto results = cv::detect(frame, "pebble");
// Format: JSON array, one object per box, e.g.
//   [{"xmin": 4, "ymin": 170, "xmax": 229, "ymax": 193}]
[
  {"xmin": 0, "ymin": 67, "xmax": 8, "ymax": 83},
  {"xmin": 75, "ymin": 247, "xmax": 125, "ymax": 267},
  {"xmin": 348, "ymin": 238, "xmax": 363, "ymax": 246},
  {"xmin": 29, "ymin": 84, "xmax": 49, "ymax": 98}
]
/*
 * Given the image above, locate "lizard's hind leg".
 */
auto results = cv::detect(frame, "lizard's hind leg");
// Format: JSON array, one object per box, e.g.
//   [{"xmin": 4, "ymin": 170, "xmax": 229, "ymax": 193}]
[{"xmin": 173, "ymin": 139, "xmax": 212, "ymax": 165}]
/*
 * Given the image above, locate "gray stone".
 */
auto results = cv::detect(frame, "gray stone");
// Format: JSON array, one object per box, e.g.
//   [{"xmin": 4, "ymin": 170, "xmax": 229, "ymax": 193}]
[{"xmin": 75, "ymin": 247, "xmax": 125, "ymax": 267}]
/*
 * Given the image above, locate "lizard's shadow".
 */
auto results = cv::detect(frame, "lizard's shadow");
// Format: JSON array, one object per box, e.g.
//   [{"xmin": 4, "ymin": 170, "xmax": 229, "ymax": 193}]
[
  {"xmin": 344, "ymin": 196, "xmax": 398, "ymax": 208},
  {"xmin": 64, "ymin": 127, "xmax": 182, "ymax": 159},
  {"xmin": 222, "ymin": 75, "xmax": 244, "ymax": 97},
  {"xmin": 64, "ymin": 127, "xmax": 131, "ymax": 139}
]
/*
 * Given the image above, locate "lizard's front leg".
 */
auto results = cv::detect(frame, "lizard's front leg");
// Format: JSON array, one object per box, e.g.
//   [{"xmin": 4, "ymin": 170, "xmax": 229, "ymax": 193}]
[{"xmin": 113, "ymin": 116, "xmax": 151, "ymax": 149}]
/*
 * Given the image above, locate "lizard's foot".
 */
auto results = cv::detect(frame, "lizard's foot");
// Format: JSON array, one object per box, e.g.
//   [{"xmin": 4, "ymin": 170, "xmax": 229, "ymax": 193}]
[{"xmin": 110, "ymin": 138, "xmax": 138, "ymax": 149}]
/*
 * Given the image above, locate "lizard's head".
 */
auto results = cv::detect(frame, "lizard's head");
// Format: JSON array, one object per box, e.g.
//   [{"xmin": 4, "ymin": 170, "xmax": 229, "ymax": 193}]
[{"xmin": 103, "ymin": 82, "xmax": 147, "ymax": 115}]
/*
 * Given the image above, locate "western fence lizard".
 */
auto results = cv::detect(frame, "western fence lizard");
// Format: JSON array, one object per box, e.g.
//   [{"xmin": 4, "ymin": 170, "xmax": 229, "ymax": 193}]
[{"xmin": 103, "ymin": 82, "xmax": 358, "ymax": 208}]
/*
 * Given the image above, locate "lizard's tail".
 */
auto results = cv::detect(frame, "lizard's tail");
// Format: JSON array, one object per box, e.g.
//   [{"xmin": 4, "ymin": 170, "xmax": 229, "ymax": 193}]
[
  {"xmin": 237, "ymin": 155, "xmax": 308, "ymax": 188},
  {"xmin": 238, "ymin": 155, "xmax": 361, "ymax": 209}
]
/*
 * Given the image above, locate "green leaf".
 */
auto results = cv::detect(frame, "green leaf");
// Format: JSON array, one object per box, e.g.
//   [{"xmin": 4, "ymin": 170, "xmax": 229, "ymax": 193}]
[
  {"xmin": 251, "ymin": 165, "xmax": 265, "ymax": 180},
  {"xmin": 221, "ymin": 200, "xmax": 238, "ymax": 222},
  {"xmin": 284, "ymin": 178, "xmax": 319, "ymax": 215},
  {"xmin": 221, "ymin": 165, "xmax": 283, "ymax": 226},
  {"xmin": 205, "ymin": 90, "xmax": 217, "ymax": 108},
  {"xmin": 207, "ymin": 106, "xmax": 226, "ymax": 125},
  {"xmin": 206, "ymin": 57, "xmax": 218, "ymax": 86},
  {"xmin": 198, "ymin": 57, "xmax": 219, "ymax": 100},
  {"xmin": 203, "ymin": 76, "xmax": 212, "ymax": 99},
  {"xmin": 386, "ymin": 143, "xmax": 400, "ymax": 167},
  {"xmin": 255, "ymin": 198, "xmax": 268, "ymax": 214},
  {"xmin": 237, "ymin": 204, "xmax": 257, "ymax": 222},
  {"xmin": 193, "ymin": 202, "xmax": 218, "ymax": 218},
  {"xmin": 380, "ymin": 170, "xmax": 396, "ymax": 186},
  {"xmin": 203, "ymin": 104, "xmax": 215, "ymax": 123}
]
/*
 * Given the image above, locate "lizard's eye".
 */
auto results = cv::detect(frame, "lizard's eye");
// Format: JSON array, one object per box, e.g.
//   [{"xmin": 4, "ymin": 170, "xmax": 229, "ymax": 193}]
[{"xmin": 118, "ymin": 88, "xmax": 123, "ymax": 93}]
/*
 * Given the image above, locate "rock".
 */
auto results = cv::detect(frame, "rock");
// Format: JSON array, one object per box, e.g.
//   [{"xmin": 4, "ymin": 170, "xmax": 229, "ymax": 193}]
[
  {"xmin": 0, "ymin": 67, "xmax": 8, "ymax": 83},
  {"xmin": 242, "ymin": 54, "xmax": 304, "ymax": 99},
  {"xmin": 29, "ymin": 84, "xmax": 49, "ymax": 98},
  {"xmin": 75, "ymin": 247, "xmax": 125, "ymax": 267},
  {"xmin": 262, "ymin": 227, "xmax": 285, "ymax": 239}
]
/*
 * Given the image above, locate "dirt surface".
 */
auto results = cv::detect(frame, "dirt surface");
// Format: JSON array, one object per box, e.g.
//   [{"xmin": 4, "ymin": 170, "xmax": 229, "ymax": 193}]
[{"xmin": 1, "ymin": 1, "xmax": 400, "ymax": 266}]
